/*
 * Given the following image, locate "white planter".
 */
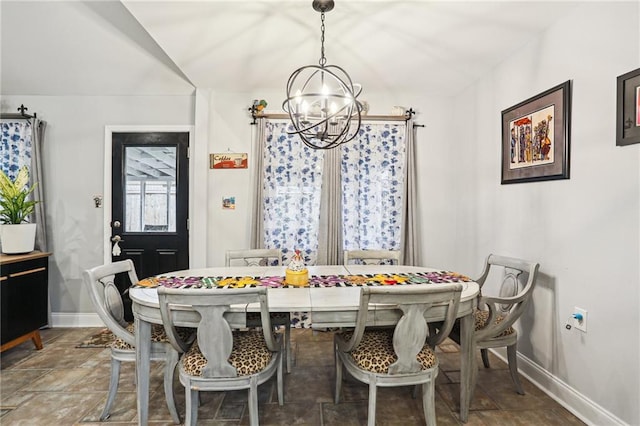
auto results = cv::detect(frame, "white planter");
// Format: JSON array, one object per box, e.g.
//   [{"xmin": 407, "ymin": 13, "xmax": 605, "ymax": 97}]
[{"xmin": 0, "ymin": 223, "xmax": 37, "ymax": 254}]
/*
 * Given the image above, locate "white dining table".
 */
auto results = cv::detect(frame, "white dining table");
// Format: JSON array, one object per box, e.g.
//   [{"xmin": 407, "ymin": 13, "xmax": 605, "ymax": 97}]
[{"xmin": 130, "ymin": 264, "xmax": 479, "ymax": 424}]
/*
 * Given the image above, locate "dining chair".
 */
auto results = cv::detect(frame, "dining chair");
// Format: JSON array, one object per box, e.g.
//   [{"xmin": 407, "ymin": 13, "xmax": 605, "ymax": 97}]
[
  {"xmin": 82, "ymin": 260, "xmax": 192, "ymax": 423},
  {"xmin": 225, "ymin": 248, "xmax": 282, "ymax": 266},
  {"xmin": 334, "ymin": 283, "xmax": 463, "ymax": 426},
  {"xmin": 225, "ymin": 248, "xmax": 292, "ymax": 373},
  {"xmin": 343, "ymin": 249, "xmax": 402, "ymax": 265},
  {"xmin": 158, "ymin": 286, "xmax": 284, "ymax": 426},
  {"xmin": 449, "ymin": 254, "xmax": 540, "ymax": 395}
]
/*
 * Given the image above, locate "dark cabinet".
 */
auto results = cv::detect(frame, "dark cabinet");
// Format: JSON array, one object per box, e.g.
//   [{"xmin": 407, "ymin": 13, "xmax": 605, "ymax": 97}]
[{"xmin": 1, "ymin": 251, "xmax": 51, "ymax": 352}]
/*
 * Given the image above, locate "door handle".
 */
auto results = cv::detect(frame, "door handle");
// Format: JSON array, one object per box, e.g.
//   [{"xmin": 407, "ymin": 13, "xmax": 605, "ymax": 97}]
[{"xmin": 111, "ymin": 235, "xmax": 124, "ymax": 243}]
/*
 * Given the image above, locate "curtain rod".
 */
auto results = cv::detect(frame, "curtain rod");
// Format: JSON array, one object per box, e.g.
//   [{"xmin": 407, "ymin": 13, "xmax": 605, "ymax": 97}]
[
  {"xmin": 250, "ymin": 107, "xmax": 417, "ymax": 125},
  {"xmin": 0, "ymin": 104, "xmax": 37, "ymax": 121}
]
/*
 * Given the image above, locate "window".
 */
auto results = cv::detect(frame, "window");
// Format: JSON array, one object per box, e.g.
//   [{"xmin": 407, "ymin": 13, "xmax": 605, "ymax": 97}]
[{"xmin": 260, "ymin": 121, "xmax": 408, "ymax": 265}]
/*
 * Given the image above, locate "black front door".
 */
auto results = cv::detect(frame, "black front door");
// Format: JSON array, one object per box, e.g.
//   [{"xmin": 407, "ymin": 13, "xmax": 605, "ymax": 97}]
[{"xmin": 111, "ymin": 132, "xmax": 189, "ymax": 320}]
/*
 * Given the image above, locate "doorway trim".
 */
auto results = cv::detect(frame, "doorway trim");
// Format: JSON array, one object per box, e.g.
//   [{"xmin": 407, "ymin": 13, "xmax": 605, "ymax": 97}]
[{"xmin": 103, "ymin": 125, "xmax": 205, "ymax": 268}]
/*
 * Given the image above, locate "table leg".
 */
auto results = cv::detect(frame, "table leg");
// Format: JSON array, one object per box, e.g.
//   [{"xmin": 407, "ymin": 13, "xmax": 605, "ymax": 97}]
[
  {"xmin": 459, "ymin": 312, "xmax": 476, "ymax": 423},
  {"xmin": 135, "ymin": 316, "xmax": 151, "ymax": 426}
]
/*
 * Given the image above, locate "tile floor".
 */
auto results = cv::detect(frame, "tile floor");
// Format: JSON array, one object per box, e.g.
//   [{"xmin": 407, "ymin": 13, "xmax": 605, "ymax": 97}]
[{"xmin": 0, "ymin": 327, "xmax": 585, "ymax": 425}]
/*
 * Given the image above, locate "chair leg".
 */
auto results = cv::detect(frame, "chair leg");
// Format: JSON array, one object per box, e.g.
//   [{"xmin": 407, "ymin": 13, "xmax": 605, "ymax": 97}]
[
  {"xmin": 285, "ymin": 323, "xmax": 292, "ymax": 373},
  {"xmin": 164, "ymin": 349, "xmax": 181, "ymax": 424},
  {"xmin": 507, "ymin": 344, "xmax": 525, "ymax": 395},
  {"xmin": 422, "ymin": 379, "xmax": 436, "ymax": 426},
  {"xmin": 277, "ymin": 351, "xmax": 284, "ymax": 406},
  {"xmin": 367, "ymin": 376, "xmax": 377, "ymax": 426},
  {"xmin": 334, "ymin": 350, "xmax": 343, "ymax": 404},
  {"xmin": 185, "ymin": 387, "xmax": 198, "ymax": 426},
  {"xmin": 248, "ymin": 376, "xmax": 259, "ymax": 426},
  {"xmin": 481, "ymin": 348, "xmax": 491, "ymax": 368},
  {"xmin": 100, "ymin": 357, "xmax": 121, "ymax": 421}
]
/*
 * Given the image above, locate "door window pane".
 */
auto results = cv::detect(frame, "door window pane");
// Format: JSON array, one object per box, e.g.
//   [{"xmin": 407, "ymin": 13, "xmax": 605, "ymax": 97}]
[{"xmin": 124, "ymin": 146, "xmax": 177, "ymax": 232}]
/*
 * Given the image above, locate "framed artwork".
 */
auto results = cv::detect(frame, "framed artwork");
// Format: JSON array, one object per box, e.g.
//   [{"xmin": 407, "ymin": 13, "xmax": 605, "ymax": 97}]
[
  {"xmin": 501, "ymin": 80, "xmax": 571, "ymax": 184},
  {"xmin": 222, "ymin": 196, "xmax": 236, "ymax": 210},
  {"xmin": 616, "ymin": 67, "xmax": 640, "ymax": 146},
  {"xmin": 210, "ymin": 153, "xmax": 248, "ymax": 169}
]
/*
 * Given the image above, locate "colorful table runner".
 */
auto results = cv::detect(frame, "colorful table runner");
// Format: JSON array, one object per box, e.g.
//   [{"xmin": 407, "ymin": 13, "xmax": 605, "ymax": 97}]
[{"xmin": 135, "ymin": 271, "xmax": 471, "ymax": 289}]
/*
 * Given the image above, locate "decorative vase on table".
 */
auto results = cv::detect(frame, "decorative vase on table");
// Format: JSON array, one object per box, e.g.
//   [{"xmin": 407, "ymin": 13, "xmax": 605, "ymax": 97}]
[
  {"xmin": 0, "ymin": 166, "xmax": 39, "ymax": 254},
  {"xmin": 285, "ymin": 249, "xmax": 309, "ymax": 286}
]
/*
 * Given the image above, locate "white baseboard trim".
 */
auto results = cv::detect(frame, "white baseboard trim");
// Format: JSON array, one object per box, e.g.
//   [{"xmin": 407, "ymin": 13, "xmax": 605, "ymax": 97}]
[
  {"xmin": 491, "ymin": 348, "xmax": 627, "ymax": 426},
  {"xmin": 51, "ymin": 312, "xmax": 105, "ymax": 328}
]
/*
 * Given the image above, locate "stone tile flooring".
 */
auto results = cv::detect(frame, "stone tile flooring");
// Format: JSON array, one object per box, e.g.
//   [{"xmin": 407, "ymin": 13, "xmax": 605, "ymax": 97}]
[{"xmin": 0, "ymin": 327, "xmax": 585, "ymax": 425}]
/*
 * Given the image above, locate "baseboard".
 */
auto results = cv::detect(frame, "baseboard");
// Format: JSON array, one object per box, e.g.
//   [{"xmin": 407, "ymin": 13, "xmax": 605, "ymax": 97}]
[
  {"xmin": 50, "ymin": 312, "xmax": 105, "ymax": 328},
  {"xmin": 491, "ymin": 348, "xmax": 627, "ymax": 426}
]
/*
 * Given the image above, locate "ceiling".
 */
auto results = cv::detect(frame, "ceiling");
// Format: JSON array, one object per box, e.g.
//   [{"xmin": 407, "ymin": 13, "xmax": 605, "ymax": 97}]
[{"xmin": 1, "ymin": 1, "xmax": 580, "ymax": 98}]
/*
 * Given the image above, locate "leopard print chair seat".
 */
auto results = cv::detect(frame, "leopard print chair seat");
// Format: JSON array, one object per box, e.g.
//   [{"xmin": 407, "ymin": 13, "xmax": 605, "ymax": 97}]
[
  {"xmin": 340, "ymin": 329, "xmax": 436, "ymax": 374},
  {"xmin": 473, "ymin": 309, "xmax": 514, "ymax": 337},
  {"xmin": 111, "ymin": 323, "xmax": 194, "ymax": 350},
  {"xmin": 182, "ymin": 330, "xmax": 273, "ymax": 376}
]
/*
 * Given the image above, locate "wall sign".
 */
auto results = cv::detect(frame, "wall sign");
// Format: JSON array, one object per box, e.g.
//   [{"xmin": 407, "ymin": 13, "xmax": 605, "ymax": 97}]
[{"xmin": 210, "ymin": 153, "xmax": 248, "ymax": 169}]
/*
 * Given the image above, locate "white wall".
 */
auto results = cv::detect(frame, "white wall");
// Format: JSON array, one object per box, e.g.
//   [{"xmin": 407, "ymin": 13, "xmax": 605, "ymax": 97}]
[
  {"xmin": 1, "ymin": 95, "xmax": 194, "ymax": 316},
  {"xmin": 449, "ymin": 2, "xmax": 639, "ymax": 424}
]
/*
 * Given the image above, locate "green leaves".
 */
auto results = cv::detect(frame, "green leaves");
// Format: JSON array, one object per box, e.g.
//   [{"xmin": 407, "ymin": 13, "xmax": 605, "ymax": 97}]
[{"xmin": 0, "ymin": 167, "xmax": 39, "ymax": 224}]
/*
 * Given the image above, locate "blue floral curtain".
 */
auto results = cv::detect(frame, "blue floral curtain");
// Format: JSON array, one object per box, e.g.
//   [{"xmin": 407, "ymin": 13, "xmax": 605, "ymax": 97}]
[
  {"xmin": 262, "ymin": 122, "xmax": 324, "ymax": 265},
  {"xmin": 341, "ymin": 123, "xmax": 406, "ymax": 252},
  {"xmin": 1, "ymin": 121, "xmax": 32, "ymax": 179}
]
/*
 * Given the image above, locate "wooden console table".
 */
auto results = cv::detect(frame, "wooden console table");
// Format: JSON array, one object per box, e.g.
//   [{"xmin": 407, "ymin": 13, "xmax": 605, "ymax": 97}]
[{"xmin": 0, "ymin": 251, "xmax": 51, "ymax": 352}]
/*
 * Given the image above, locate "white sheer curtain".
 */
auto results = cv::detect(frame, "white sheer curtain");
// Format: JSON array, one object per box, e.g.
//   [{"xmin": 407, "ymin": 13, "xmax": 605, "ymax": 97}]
[
  {"xmin": 258, "ymin": 120, "xmax": 324, "ymax": 265},
  {"xmin": 340, "ymin": 122, "xmax": 407, "ymax": 257}
]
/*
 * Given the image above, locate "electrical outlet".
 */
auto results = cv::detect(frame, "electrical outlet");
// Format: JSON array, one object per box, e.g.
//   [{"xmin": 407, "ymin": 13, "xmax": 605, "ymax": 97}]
[{"xmin": 573, "ymin": 307, "xmax": 587, "ymax": 332}]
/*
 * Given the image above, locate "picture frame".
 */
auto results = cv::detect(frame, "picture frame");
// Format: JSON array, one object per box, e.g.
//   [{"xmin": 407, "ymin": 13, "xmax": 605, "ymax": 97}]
[
  {"xmin": 501, "ymin": 81, "xmax": 571, "ymax": 184},
  {"xmin": 616, "ymin": 67, "xmax": 640, "ymax": 146}
]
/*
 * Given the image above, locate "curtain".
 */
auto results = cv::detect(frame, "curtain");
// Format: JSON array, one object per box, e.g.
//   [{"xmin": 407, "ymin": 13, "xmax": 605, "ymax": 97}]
[
  {"xmin": 341, "ymin": 122, "xmax": 406, "ymax": 254},
  {"xmin": 250, "ymin": 119, "xmax": 266, "ymax": 249},
  {"xmin": 401, "ymin": 118, "xmax": 419, "ymax": 266},
  {"xmin": 317, "ymin": 147, "xmax": 342, "ymax": 265},
  {"xmin": 31, "ymin": 119, "xmax": 47, "ymax": 252},
  {"xmin": 261, "ymin": 121, "xmax": 324, "ymax": 265},
  {"xmin": 1, "ymin": 121, "xmax": 32, "ymax": 178}
]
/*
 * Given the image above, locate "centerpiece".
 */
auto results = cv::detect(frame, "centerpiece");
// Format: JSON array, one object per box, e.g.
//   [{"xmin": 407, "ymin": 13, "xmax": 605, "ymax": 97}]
[
  {"xmin": 0, "ymin": 166, "xmax": 39, "ymax": 254},
  {"xmin": 285, "ymin": 249, "xmax": 309, "ymax": 286}
]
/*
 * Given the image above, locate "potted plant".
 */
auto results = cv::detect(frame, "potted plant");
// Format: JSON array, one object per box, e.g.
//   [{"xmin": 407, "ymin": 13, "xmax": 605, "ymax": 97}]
[{"xmin": 0, "ymin": 166, "xmax": 39, "ymax": 254}]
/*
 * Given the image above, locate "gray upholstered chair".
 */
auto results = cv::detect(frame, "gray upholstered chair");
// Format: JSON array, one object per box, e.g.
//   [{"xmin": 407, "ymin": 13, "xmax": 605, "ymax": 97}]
[
  {"xmin": 449, "ymin": 254, "xmax": 540, "ymax": 395},
  {"xmin": 225, "ymin": 248, "xmax": 292, "ymax": 373},
  {"xmin": 343, "ymin": 249, "xmax": 402, "ymax": 265},
  {"xmin": 82, "ymin": 260, "xmax": 188, "ymax": 423},
  {"xmin": 158, "ymin": 286, "xmax": 284, "ymax": 426},
  {"xmin": 334, "ymin": 284, "xmax": 463, "ymax": 426}
]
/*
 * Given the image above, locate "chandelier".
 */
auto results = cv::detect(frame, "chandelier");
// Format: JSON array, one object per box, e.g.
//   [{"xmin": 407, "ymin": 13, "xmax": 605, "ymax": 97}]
[{"xmin": 282, "ymin": 0, "xmax": 363, "ymax": 150}]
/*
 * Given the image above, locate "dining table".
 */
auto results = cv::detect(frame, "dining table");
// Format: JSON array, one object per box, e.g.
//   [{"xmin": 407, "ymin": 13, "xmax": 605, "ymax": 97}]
[{"xmin": 129, "ymin": 264, "xmax": 479, "ymax": 425}]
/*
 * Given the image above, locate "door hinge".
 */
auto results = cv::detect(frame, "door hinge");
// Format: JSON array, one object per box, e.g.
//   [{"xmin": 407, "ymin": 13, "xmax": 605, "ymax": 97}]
[
  {"xmin": 187, "ymin": 218, "xmax": 190, "ymax": 231},
  {"xmin": 187, "ymin": 147, "xmax": 190, "ymax": 159}
]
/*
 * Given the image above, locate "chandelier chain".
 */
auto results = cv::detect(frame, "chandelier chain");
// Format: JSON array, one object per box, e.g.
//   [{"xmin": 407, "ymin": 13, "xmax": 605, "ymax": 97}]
[{"xmin": 319, "ymin": 12, "xmax": 326, "ymax": 67}]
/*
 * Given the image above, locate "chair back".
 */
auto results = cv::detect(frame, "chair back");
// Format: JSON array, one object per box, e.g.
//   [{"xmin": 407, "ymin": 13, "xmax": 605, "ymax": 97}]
[
  {"xmin": 225, "ymin": 249, "xmax": 282, "ymax": 267},
  {"xmin": 474, "ymin": 254, "xmax": 540, "ymax": 341},
  {"xmin": 343, "ymin": 249, "xmax": 401, "ymax": 265},
  {"xmin": 157, "ymin": 286, "xmax": 280, "ymax": 378},
  {"xmin": 340, "ymin": 284, "xmax": 462, "ymax": 375},
  {"xmin": 82, "ymin": 260, "xmax": 138, "ymax": 347}
]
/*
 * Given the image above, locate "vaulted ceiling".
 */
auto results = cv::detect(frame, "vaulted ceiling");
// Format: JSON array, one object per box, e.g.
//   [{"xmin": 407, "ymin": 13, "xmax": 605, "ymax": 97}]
[{"xmin": 1, "ymin": 1, "xmax": 579, "ymax": 98}]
